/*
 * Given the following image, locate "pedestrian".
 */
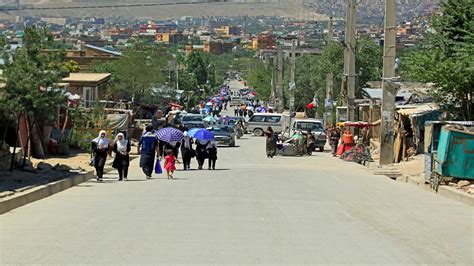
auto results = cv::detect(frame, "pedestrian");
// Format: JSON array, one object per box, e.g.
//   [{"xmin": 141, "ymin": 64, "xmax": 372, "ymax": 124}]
[
  {"xmin": 92, "ymin": 130, "xmax": 109, "ymax": 181},
  {"xmin": 306, "ymin": 129, "xmax": 316, "ymax": 156},
  {"xmin": 234, "ymin": 105, "xmax": 238, "ymax": 116},
  {"xmin": 238, "ymin": 107, "xmax": 244, "ymax": 117},
  {"xmin": 265, "ymin": 126, "xmax": 277, "ymax": 158},
  {"xmin": 206, "ymin": 140, "xmax": 218, "ymax": 170},
  {"xmin": 330, "ymin": 126, "xmax": 341, "ymax": 156},
  {"xmin": 138, "ymin": 125, "xmax": 159, "ymax": 179},
  {"xmin": 248, "ymin": 109, "xmax": 254, "ymax": 118},
  {"xmin": 164, "ymin": 150, "xmax": 177, "ymax": 179},
  {"xmin": 195, "ymin": 139, "xmax": 209, "ymax": 170},
  {"xmin": 181, "ymin": 132, "xmax": 195, "ymax": 170},
  {"xmin": 112, "ymin": 133, "xmax": 131, "ymax": 181}
]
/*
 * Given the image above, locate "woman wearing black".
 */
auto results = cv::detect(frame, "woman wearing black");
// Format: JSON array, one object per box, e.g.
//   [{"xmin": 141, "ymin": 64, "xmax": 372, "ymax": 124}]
[
  {"xmin": 92, "ymin": 130, "xmax": 109, "ymax": 181},
  {"xmin": 195, "ymin": 139, "xmax": 208, "ymax": 170},
  {"xmin": 206, "ymin": 140, "xmax": 218, "ymax": 170},
  {"xmin": 112, "ymin": 133, "xmax": 131, "ymax": 181},
  {"xmin": 265, "ymin": 126, "xmax": 277, "ymax": 158}
]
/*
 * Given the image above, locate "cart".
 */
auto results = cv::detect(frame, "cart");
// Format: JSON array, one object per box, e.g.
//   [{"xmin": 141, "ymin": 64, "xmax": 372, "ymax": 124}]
[{"xmin": 431, "ymin": 127, "xmax": 474, "ymax": 192}]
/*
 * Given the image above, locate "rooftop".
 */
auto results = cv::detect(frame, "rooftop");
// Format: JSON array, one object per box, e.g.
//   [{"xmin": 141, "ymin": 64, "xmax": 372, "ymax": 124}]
[{"xmin": 63, "ymin": 73, "xmax": 111, "ymax": 83}]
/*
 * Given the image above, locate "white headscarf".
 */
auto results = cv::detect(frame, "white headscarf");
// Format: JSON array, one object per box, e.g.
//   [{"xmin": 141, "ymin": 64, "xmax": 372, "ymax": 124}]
[
  {"xmin": 93, "ymin": 130, "xmax": 109, "ymax": 147},
  {"xmin": 183, "ymin": 131, "xmax": 191, "ymax": 149},
  {"xmin": 114, "ymin": 133, "xmax": 128, "ymax": 153}
]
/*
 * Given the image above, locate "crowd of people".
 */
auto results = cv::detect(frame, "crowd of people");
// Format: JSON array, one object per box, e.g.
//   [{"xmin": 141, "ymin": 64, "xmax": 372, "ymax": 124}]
[{"xmin": 91, "ymin": 124, "xmax": 220, "ymax": 182}]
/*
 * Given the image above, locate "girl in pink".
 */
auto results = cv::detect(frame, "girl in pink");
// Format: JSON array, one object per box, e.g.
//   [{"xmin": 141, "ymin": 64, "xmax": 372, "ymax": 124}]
[{"xmin": 164, "ymin": 150, "xmax": 177, "ymax": 179}]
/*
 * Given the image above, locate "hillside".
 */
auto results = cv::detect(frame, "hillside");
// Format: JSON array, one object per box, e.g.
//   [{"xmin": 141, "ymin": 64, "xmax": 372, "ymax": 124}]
[{"xmin": 0, "ymin": 0, "xmax": 329, "ymax": 20}]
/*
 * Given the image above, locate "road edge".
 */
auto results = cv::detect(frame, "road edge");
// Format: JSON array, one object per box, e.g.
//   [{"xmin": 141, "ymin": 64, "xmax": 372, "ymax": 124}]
[
  {"xmin": 397, "ymin": 175, "xmax": 474, "ymax": 206},
  {"xmin": 0, "ymin": 170, "xmax": 96, "ymax": 215}
]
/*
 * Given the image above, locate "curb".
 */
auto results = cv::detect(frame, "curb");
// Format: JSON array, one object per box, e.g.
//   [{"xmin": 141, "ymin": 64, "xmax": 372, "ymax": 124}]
[
  {"xmin": 0, "ymin": 171, "xmax": 94, "ymax": 215},
  {"xmin": 0, "ymin": 157, "xmax": 136, "ymax": 215},
  {"xmin": 397, "ymin": 175, "xmax": 474, "ymax": 206}
]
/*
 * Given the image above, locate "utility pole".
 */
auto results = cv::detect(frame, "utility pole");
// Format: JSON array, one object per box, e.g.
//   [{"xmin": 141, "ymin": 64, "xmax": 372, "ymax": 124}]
[
  {"xmin": 275, "ymin": 43, "xmax": 284, "ymax": 113},
  {"xmin": 270, "ymin": 55, "xmax": 277, "ymax": 107},
  {"xmin": 325, "ymin": 17, "xmax": 334, "ymax": 128},
  {"xmin": 380, "ymin": 0, "xmax": 397, "ymax": 165},
  {"xmin": 289, "ymin": 39, "xmax": 297, "ymax": 131},
  {"xmin": 342, "ymin": 0, "xmax": 357, "ymax": 124}
]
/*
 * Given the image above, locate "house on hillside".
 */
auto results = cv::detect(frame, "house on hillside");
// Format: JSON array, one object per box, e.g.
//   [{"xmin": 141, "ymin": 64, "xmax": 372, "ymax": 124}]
[
  {"xmin": 64, "ymin": 44, "xmax": 122, "ymax": 70},
  {"xmin": 62, "ymin": 73, "xmax": 111, "ymax": 107}
]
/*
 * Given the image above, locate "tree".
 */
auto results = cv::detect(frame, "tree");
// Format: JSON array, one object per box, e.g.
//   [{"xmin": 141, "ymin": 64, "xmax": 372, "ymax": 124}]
[
  {"xmin": 245, "ymin": 62, "xmax": 272, "ymax": 101},
  {"xmin": 187, "ymin": 51, "xmax": 208, "ymax": 86},
  {"xmin": 401, "ymin": 0, "xmax": 473, "ymax": 120},
  {"xmin": 356, "ymin": 37, "xmax": 383, "ymax": 96},
  {"xmin": 0, "ymin": 26, "xmax": 65, "ymax": 157},
  {"xmin": 90, "ymin": 45, "xmax": 170, "ymax": 102}
]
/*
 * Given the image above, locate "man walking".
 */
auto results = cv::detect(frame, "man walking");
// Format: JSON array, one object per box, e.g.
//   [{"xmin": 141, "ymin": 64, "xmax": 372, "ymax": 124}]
[{"xmin": 138, "ymin": 125, "xmax": 160, "ymax": 179}]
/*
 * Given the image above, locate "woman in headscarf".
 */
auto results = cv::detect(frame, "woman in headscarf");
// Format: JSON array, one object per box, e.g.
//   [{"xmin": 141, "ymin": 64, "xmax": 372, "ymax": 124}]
[
  {"xmin": 206, "ymin": 140, "xmax": 218, "ymax": 170},
  {"xmin": 265, "ymin": 126, "xmax": 277, "ymax": 158},
  {"xmin": 92, "ymin": 130, "xmax": 109, "ymax": 181},
  {"xmin": 112, "ymin": 133, "xmax": 131, "ymax": 181},
  {"xmin": 195, "ymin": 139, "xmax": 209, "ymax": 170},
  {"xmin": 138, "ymin": 125, "xmax": 159, "ymax": 179},
  {"xmin": 180, "ymin": 131, "xmax": 194, "ymax": 171}
]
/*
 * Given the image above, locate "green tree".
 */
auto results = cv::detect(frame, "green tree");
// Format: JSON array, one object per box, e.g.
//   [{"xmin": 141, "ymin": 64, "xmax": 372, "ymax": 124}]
[
  {"xmin": 187, "ymin": 51, "xmax": 208, "ymax": 86},
  {"xmin": 245, "ymin": 62, "xmax": 272, "ymax": 101},
  {"xmin": 0, "ymin": 26, "xmax": 65, "ymax": 157},
  {"xmin": 90, "ymin": 45, "xmax": 170, "ymax": 102},
  {"xmin": 401, "ymin": 0, "xmax": 473, "ymax": 120}
]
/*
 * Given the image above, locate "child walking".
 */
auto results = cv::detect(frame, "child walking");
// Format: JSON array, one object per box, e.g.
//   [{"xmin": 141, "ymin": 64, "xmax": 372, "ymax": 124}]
[{"xmin": 164, "ymin": 149, "xmax": 177, "ymax": 179}]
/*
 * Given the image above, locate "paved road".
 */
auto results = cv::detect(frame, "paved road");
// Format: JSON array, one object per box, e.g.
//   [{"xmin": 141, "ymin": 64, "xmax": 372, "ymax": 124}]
[{"xmin": 1, "ymin": 133, "xmax": 472, "ymax": 264}]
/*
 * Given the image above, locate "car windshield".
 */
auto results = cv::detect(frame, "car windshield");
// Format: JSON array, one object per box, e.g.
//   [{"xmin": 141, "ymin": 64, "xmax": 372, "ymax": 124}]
[
  {"xmin": 211, "ymin": 127, "xmax": 232, "ymax": 133},
  {"xmin": 296, "ymin": 122, "xmax": 324, "ymax": 132},
  {"xmin": 182, "ymin": 116, "xmax": 203, "ymax": 122}
]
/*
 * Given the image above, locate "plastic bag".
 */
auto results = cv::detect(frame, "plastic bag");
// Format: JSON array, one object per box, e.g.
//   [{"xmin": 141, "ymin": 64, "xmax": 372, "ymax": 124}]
[{"xmin": 154, "ymin": 159, "xmax": 162, "ymax": 174}]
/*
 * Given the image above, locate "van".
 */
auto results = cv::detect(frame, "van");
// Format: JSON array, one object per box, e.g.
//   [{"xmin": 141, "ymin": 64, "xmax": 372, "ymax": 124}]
[{"xmin": 247, "ymin": 113, "xmax": 290, "ymax": 136}]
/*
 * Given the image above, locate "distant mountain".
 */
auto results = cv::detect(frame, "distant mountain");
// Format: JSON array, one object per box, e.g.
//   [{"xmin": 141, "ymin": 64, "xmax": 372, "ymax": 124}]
[{"xmin": 0, "ymin": 0, "xmax": 439, "ymax": 21}]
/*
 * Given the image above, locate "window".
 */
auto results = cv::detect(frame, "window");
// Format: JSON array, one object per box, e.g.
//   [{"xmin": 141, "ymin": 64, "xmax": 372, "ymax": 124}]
[
  {"xmin": 249, "ymin": 115, "xmax": 265, "ymax": 122},
  {"xmin": 296, "ymin": 122, "xmax": 324, "ymax": 132},
  {"xmin": 82, "ymin": 87, "xmax": 97, "ymax": 108},
  {"xmin": 265, "ymin": 116, "xmax": 281, "ymax": 123}
]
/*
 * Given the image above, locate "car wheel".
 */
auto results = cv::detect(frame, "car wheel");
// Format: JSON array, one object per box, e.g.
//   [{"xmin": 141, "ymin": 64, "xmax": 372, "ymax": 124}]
[
  {"xmin": 253, "ymin": 128, "xmax": 264, "ymax": 136},
  {"xmin": 319, "ymin": 147, "xmax": 324, "ymax": 152}
]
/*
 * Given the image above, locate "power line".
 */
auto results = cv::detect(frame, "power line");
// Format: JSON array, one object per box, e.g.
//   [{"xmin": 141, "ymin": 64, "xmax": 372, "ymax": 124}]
[{"xmin": 1, "ymin": 0, "xmax": 263, "ymax": 11}]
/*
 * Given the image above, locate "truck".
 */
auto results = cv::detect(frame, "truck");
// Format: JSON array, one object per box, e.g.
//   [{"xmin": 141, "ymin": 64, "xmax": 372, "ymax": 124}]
[{"xmin": 279, "ymin": 118, "xmax": 327, "ymax": 152}]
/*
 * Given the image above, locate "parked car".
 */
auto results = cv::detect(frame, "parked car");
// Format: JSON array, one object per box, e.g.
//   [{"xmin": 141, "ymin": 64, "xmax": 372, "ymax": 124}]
[
  {"xmin": 181, "ymin": 114, "xmax": 206, "ymax": 129},
  {"xmin": 247, "ymin": 113, "xmax": 290, "ymax": 136},
  {"xmin": 208, "ymin": 126, "xmax": 236, "ymax": 147},
  {"xmin": 280, "ymin": 119, "xmax": 327, "ymax": 152}
]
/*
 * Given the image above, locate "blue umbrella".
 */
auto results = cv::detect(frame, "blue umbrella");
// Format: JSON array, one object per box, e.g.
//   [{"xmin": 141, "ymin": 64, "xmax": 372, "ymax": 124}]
[
  {"xmin": 188, "ymin": 128, "xmax": 215, "ymax": 141},
  {"xmin": 156, "ymin": 127, "xmax": 184, "ymax": 145}
]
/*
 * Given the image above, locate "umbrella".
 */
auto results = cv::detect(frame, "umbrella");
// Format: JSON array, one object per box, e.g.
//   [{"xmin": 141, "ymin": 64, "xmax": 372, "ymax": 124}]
[
  {"xmin": 203, "ymin": 115, "xmax": 217, "ymax": 123},
  {"xmin": 156, "ymin": 127, "xmax": 184, "ymax": 145},
  {"xmin": 188, "ymin": 128, "xmax": 215, "ymax": 141}
]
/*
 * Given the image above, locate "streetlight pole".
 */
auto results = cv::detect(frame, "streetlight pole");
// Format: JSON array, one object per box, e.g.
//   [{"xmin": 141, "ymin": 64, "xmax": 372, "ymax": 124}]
[{"xmin": 380, "ymin": 0, "xmax": 397, "ymax": 165}]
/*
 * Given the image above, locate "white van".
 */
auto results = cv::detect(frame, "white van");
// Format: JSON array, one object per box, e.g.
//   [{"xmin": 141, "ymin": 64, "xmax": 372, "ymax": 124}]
[{"xmin": 247, "ymin": 113, "xmax": 290, "ymax": 136}]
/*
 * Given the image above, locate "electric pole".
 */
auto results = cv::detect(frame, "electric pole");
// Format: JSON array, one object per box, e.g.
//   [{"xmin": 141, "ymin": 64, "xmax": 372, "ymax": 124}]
[
  {"xmin": 289, "ymin": 39, "xmax": 297, "ymax": 130},
  {"xmin": 275, "ymin": 43, "xmax": 284, "ymax": 113},
  {"xmin": 346, "ymin": 0, "xmax": 357, "ymax": 124},
  {"xmin": 380, "ymin": 0, "xmax": 397, "ymax": 165},
  {"xmin": 325, "ymin": 17, "xmax": 334, "ymax": 128}
]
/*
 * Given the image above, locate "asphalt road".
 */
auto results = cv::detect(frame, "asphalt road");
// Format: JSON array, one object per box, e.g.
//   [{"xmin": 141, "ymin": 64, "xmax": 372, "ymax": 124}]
[
  {"xmin": 1, "ymin": 133, "xmax": 473, "ymax": 264},
  {"xmin": 1, "ymin": 80, "xmax": 473, "ymax": 264}
]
